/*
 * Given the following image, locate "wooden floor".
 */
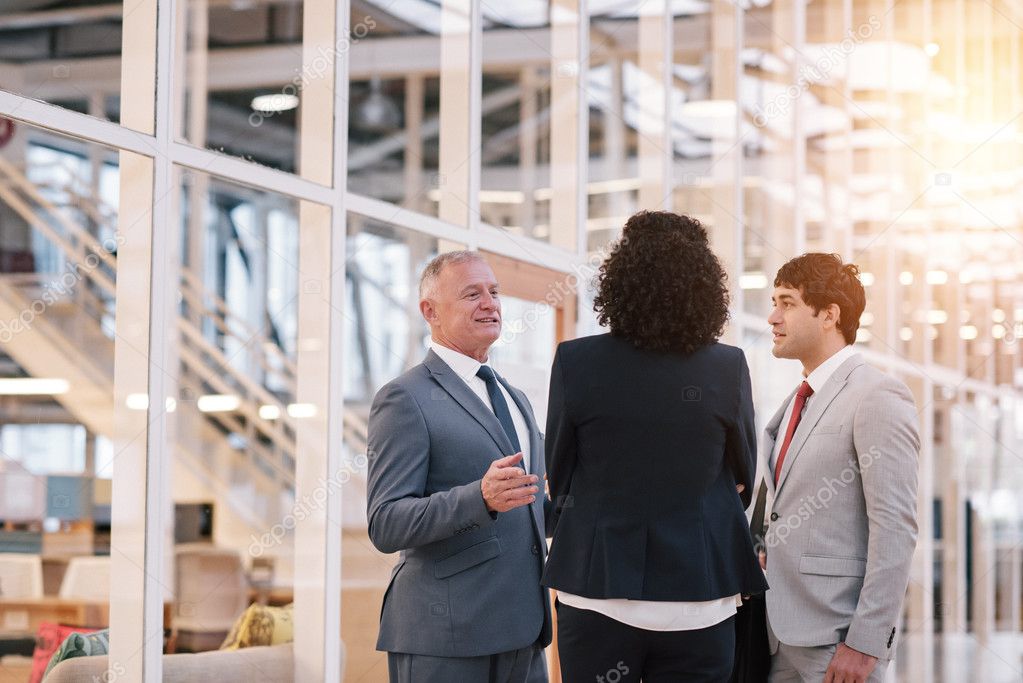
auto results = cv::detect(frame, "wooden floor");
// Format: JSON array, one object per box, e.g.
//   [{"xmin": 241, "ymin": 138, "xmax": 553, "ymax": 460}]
[
  {"xmin": 341, "ymin": 530, "xmax": 396, "ymax": 682},
  {"xmin": 339, "ymin": 530, "xmax": 560, "ymax": 683}
]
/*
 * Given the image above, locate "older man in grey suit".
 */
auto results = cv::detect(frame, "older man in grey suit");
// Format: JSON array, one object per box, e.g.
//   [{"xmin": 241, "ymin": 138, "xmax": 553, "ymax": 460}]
[
  {"xmin": 760, "ymin": 253, "xmax": 919, "ymax": 683},
  {"xmin": 366, "ymin": 250, "xmax": 551, "ymax": 683}
]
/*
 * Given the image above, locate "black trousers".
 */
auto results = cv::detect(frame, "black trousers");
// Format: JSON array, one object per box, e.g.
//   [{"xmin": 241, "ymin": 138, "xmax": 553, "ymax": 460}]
[
  {"xmin": 556, "ymin": 601, "xmax": 735, "ymax": 683},
  {"xmin": 387, "ymin": 644, "xmax": 547, "ymax": 683}
]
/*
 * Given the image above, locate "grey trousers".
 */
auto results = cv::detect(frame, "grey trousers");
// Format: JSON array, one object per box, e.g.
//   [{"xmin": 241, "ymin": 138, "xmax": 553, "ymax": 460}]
[
  {"xmin": 387, "ymin": 644, "xmax": 547, "ymax": 683},
  {"xmin": 768, "ymin": 642, "xmax": 888, "ymax": 683}
]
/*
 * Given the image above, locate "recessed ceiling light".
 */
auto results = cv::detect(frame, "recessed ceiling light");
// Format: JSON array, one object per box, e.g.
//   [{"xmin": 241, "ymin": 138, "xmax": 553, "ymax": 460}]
[
  {"xmin": 250, "ymin": 94, "xmax": 299, "ymax": 113},
  {"xmin": 0, "ymin": 378, "xmax": 70, "ymax": 395},
  {"xmin": 259, "ymin": 404, "xmax": 281, "ymax": 420},
  {"xmin": 287, "ymin": 403, "xmax": 317, "ymax": 418},
  {"xmin": 197, "ymin": 394, "xmax": 241, "ymax": 413}
]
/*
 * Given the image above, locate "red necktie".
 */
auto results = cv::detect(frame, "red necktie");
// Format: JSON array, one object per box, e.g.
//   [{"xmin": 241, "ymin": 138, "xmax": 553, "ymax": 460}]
[{"xmin": 774, "ymin": 381, "xmax": 814, "ymax": 487}]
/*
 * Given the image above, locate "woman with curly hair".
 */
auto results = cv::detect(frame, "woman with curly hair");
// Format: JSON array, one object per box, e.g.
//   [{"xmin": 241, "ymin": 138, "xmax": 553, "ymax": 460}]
[{"xmin": 542, "ymin": 211, "xmax": 767, "ymax": 682}]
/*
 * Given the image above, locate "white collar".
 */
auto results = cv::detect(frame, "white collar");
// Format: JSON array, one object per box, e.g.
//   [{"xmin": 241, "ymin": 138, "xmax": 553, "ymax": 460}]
[
  {"xmin": 804, "ymin": 344, "xmax": 859, "ymax": 393},
  {"xmin": 429, "ymin": 341, "xmax": 491, "ymax": 382}
]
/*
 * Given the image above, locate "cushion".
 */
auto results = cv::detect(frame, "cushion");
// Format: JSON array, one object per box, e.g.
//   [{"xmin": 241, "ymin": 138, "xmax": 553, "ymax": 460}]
[
  {"xmin": 42, "ymin": 644, "xmax": 297, "ymax": 683},
  {"xmin": 219, "ymin": 603, "xmax": 293, "ymax": 650},
  {"xmin": 43, "ymin": 629, "xmax": 109, "ymax": 680},
  {"xmin": 29, "ymin": 623, "xmax": 101, "ymax": 683}
]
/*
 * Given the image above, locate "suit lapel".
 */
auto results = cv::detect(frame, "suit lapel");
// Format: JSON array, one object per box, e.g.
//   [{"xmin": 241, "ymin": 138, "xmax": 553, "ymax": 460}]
[
  {"xmin": 424, "ymin": 351, "xmax": 515, "ymax": 456},
  {"xmin": 497, "ymin": 373, "xmax": 547, "ymax": 543},
  {"xmin": 499, "ymin": 375, "xmax": 542, "ymax": 475},
  {"xmin": 775, "ymin": 355, "xmax": 864, "ymax": 496},
  {"xmin": 762, "ymin": 391, "xmax": 794, "ymax": 497}
]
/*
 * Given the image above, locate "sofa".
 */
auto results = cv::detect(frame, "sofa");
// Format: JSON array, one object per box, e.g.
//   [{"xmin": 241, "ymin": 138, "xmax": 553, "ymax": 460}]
[{"xmin": 42, "ymin": 643, "xmax": 295, "ymax": 683}]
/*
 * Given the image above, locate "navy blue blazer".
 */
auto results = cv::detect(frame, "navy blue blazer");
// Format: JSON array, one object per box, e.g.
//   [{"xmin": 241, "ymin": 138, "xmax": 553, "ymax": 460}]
[{"xmin": 542, "ymin": 334, "xmax": 769, "ymax": 601}]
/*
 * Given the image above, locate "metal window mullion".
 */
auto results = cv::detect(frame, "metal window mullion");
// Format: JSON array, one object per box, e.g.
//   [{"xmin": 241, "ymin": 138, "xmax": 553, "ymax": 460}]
[
  {"xmin": 468, "ymin": 0, "xmax": 483, "ymax": 244},
  {"xmin": 141, "ymin": 0, "xmax": 181, "ymax": 675},
  {"xmin": 576, "ymin": 1, "xmax": 589, "ymax": 255},
  {"xmin": 0, "ymin": 90, "xmax": 156, "ymax": 156},
  {"xmin": 322, "ymin": 2, "xmax": 351, "ymax": 680},
  {"xmin": 841, "ymin": 0, "xmax": 853, "ymax": 261},
  {"xmin": 732, "ymin": 2, "xmax": 745, "ymax": 328},
  {"xmin": 575, "ymin": 0, "xmax": 590, "ymax": 337},
  {"xmin": 661, "ymin": 0, "xmax": 672, "ymax": 204},
  {"xmin": 476, "ymin": 222, "xmax": 587, "ymax": 273},
  {"xmin": 792, "ymin": 0, "xmax": 805, "ymax": 255},
  {"xmin": 292, "ymin": 0, "xmax": 344, "ymax": 675},
  {"xmin": 170, "ymin": 141, "xmax": 335, "ymax": 205}
]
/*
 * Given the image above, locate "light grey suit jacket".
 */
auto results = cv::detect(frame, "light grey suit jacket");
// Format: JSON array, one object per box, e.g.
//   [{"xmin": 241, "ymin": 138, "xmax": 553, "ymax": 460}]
[
  {"xmin": 366, "ymin": 350, "xmax": 551, "ymax": 659},
  {"xmin": 761, "ymin": 353, "xmax": 919, "ymax": 661}
]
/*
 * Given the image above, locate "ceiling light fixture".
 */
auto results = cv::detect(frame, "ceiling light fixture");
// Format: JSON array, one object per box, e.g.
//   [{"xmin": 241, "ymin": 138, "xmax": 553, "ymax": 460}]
[
  {"xmin": 0, "ymin": 378, "xmax": 70, "ymax": 395},
  {"xmin": 250, "ymin": 93, "xmax": 299, "ymax": 114},
  {"xmin": 198, "ymin": 394, "xmax": 241, "ymax": 413}
]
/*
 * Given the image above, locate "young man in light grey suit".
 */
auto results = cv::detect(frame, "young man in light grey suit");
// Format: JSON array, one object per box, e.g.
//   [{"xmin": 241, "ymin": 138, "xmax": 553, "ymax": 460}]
[
  {"xmin": 761, "ymin": 253, "xmax": 919, "ymax": 683},
  {"xmin": 366, "ymin": 251, "xmax": 551, "ymax": 683}
]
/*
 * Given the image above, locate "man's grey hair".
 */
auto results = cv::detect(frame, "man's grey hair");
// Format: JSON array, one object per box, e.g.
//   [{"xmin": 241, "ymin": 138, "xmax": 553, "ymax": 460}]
[{"xmin": 419, "ymin": 250, "xmax": 486, "ymax": 301}]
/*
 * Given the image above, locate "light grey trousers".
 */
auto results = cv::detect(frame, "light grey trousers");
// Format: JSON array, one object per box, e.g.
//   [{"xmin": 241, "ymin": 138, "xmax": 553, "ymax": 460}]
[
  {"xmin": 387, "ymin": 644, "xmax": 547, "ymax": 683},
  {"xmin": 769, "ymin": 642, "xmax": 888, "ymax": 683}
]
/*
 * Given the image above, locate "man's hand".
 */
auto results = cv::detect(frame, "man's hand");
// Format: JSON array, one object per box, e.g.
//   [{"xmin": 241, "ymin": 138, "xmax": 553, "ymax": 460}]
[
  {"xmin": 824, "ymin": 643, "xmax": 878, "ymax": 683},
  {"xmin": 481, "ymin": 453, "xmax": 538, "ymax": 513},
  {"xmin": 758, "ymin": 551, "xmax": 767, "ymax": 571}
]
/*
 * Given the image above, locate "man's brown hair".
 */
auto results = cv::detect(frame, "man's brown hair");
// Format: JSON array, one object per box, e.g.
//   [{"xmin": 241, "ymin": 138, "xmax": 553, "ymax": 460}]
[{"xmin": 774, "ymin": 253, "xmax": 866, "ymax": 345}]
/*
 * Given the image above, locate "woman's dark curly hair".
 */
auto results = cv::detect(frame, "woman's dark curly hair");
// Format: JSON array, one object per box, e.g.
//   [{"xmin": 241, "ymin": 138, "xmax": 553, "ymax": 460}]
[{"xmin": 593, "ymin": 211, "xmax": 729, "ymax": 354}]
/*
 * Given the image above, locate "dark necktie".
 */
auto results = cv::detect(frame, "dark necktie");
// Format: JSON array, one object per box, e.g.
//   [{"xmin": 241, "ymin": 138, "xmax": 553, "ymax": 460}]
[
  {"xmin": 774, "ymin": 381, "xmax": 814, "ymax": 486},
  {"xmin": 475, "ymin": 365, "xmax": 521, "ymax": 454}
]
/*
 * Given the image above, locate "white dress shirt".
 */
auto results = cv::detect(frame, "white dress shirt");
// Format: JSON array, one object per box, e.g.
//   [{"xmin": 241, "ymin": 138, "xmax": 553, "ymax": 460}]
[
  {"xmin": 429, "ymin": 342, "xmax": 530, "ymax": 470},
  {"xmin": 770, "ymin": 344, "xmax": 860, "ymax": 474},
  {"xmin": 557, "ymin": 591, "xmax": 742, "ymax": 632}
]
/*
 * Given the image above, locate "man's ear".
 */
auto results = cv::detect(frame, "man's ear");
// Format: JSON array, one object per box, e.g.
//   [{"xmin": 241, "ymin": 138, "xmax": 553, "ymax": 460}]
[
  {"xmin": 824, "ymin": 303, "xmax": 841, "ymax": 329},
  {"xmin": 420, "ymin": 299, "xmax": 435, "ymax": 324}
]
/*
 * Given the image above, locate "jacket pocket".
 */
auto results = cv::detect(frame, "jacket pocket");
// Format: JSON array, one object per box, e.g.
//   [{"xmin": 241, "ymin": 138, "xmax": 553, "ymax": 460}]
[
  {"xmin": 799, "ymin": 554, "xmax": 866, "ymax": 578},
  {"xmin": 434, "ymin": 537, "xmax": 502, "ymax": 578},
  {"xmin": 811, "ymin": 424, "xmax": 844, "ymax": 435}
]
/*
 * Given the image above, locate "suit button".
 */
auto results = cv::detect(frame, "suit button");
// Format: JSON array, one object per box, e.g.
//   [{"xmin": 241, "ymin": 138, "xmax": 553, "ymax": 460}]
[
  {"xmin": 770, "ymin": 512, "xmax": 779, "ymax": 522},
  {"xmin": 531, "ymin": 544, "xmax": 540, "ymax": 556}
]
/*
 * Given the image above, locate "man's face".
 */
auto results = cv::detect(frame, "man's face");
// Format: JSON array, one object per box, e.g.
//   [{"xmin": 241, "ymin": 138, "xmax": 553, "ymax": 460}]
[
  {"xmin": 422, "ymin": 259, "xmax": 502, "ymax": 359},
  {"xmin": 767, "ymin": 285, "xmax": 827, "ymax": 361}
]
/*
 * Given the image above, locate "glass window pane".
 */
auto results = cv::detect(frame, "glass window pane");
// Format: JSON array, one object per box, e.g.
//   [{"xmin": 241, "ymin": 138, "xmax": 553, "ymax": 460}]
[
  {"xmin": 479, "ymin": 4, "xmax": 553, "ymax": 243},
  {"xmin": 742, "ymin": 1, "xmax": 800, "ymax": 319},
  {"xmin": 177, "ymin": 0, "xmax": 306, "ymax": 172},
  {"xmin": 348, "ymin": 6, "xmax": 442, "ymax": 215},
  {"xmin": 342, "ymin": 214, "xmax": 452, "ymax": 677},
  {"xmin": 586, "ymin": 4, "xmax": 642, "ymax": 254},
  {"xmin": 0, "ymin": 424, "xmax": 86, "ymax": 474},
  {"xmin": 173, "ymin": 166, "xmax": 301, "ymax": 650},
  {"xmin": 0, "ymin": 2, "xmax": 124, "ymax": 122},
  {"xmin": 0, "ymin": 121, "xmax": 120, "ymax": 649}
]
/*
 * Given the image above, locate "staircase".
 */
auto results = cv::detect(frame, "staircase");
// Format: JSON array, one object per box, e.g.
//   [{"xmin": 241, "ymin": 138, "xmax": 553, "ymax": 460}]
[{"xmin": 0, "ymin": 155, "xmax": 371, "ymax": 539}]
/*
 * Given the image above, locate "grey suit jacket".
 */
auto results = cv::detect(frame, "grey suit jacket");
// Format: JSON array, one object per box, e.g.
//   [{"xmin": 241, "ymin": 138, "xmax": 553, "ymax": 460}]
[
  {"xmin": 761, "ymin": 354, "xmax": 919, "ymax": 661},
  {"xmin": 366, "ymin": 350, "xmax": 552, "ymax": 658}
]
